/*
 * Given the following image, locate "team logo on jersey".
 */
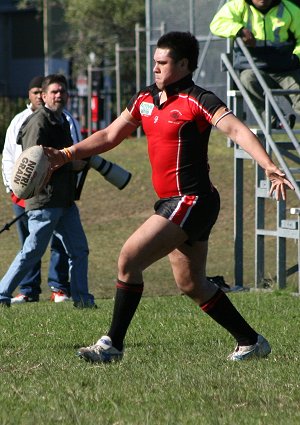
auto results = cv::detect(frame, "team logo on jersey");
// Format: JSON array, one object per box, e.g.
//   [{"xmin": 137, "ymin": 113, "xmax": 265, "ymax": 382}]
[
  {"xmin": 170, "ymin": 110, "xmax": 182, "ymax": 120},
  {"xmin": 140, "ymin": 102, "xmax": 154, "ymax": 116},
  {"xmin": 154, "ymin": 116, "xmax": 159, "ymax": 123},
  {"xmin": 168, "ymin": 109, "xmax": 182, "ymax": 124}
]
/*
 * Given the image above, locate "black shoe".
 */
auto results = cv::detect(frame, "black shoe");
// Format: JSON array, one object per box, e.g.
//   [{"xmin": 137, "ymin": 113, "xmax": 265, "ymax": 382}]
[
  {"xmin": 289, "ymin": 113, "xmax": 296, "ymax": 129},
  {"xmin": 272, "ymin": 114, "xmax": 296, "ymax": 130},
  {"xmin": 73, "ymin": 301, "xmax": 97, "ymax": 309}
]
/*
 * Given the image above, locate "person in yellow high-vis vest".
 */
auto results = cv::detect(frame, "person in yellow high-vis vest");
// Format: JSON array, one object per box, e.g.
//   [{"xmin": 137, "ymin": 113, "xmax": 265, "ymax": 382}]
[{"xmin": 210, "ymin": 0, "xmax": 300, "ymax": 128}]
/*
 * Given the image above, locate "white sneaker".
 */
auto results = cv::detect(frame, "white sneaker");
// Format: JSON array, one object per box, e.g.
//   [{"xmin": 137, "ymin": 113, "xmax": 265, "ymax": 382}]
[
  {"xmin": 77, "ymin": 335, "xmax": 124, "ymax": 363},
  {"xmin": 50, "ymin": 291, "xmax": 71, "ymax": 303},
  {"xmin": 11, "ymin": 294, "xmax": 39, "ymax": 304},
  {"xmin": 228, "ymin": 335, "xmax": 271, "ymax": 361}
]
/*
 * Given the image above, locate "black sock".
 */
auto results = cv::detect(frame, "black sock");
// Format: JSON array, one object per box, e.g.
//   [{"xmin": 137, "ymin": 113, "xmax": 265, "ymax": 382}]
[
  {"xmin": 200, "ymin": 289, "xmax": 258, "ymax": 346},
  {"xmin": 108, "ymin": 279, "xmax": 144, "ymax": 351}
]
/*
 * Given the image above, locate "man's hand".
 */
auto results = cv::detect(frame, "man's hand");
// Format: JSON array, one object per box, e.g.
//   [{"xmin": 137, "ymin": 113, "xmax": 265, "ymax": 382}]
[
  {"xmin": 239, "ymin": 28, "xmax": 256, "ymax": 47},
  {"xmin": 43, "ymin": 146, "xmax": 66, "ymax": 171},
  {"xmin": 265, "ymin": 168, "xmax": 295, "ymax": 201}
]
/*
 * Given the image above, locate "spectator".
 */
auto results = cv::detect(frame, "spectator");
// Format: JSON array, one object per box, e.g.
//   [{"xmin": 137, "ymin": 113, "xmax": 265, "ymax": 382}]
[
  {"xmin": 0, "ymin": 74, "xmax": 95, "ymax": 308},
  {"xmin": 46, "ymin": 32, "xmax": 293, "ymax": 362},
  {"xmin": 1, "ymin": 75, "xmax": 81, "ymax": 304},
  {"xmin": 210, "ymin": 0, "xmax": 300, "ymax": 128}
]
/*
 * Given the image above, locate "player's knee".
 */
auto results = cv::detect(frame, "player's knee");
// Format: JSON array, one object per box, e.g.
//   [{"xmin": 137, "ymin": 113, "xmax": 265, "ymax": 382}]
[
  {"xmin": 118, "ymin": 247, "xmax": 138, "ymax": 275},
  {"xmin": 176, "ymin": 277, "xmax": 195, "ymax": 294}
]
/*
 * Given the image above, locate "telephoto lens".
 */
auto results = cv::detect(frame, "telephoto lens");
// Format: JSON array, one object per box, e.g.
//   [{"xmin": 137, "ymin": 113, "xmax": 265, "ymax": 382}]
[{"xmin": 89, "ymin": 155, "xmax": 132, "ymax": 190}]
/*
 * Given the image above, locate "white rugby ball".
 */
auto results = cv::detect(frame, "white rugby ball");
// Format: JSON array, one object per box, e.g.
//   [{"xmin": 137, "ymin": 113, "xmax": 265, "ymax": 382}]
[{"xmin": 11, "ymin": 145, "xmax": 51, "ymax": 199}]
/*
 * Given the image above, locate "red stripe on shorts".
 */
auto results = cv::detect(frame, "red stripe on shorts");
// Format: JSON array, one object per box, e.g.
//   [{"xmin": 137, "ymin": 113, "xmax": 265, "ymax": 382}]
[{"xmin": 169, "ymin": 195, "xmax": 198, "ymax": 226}]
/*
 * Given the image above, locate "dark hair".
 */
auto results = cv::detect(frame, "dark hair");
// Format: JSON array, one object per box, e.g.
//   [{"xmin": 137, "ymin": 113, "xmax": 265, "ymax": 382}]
[
  {"xmin": 156, "ymin": 31, "xmax": 199, "ymax": 72},
  {"xmin": 28, "ymin": 75, "xmax": 44, "ymax": 91},
  {"xmin": 42, "ymin": 74, "xmax": 68, "ymax": 92}
]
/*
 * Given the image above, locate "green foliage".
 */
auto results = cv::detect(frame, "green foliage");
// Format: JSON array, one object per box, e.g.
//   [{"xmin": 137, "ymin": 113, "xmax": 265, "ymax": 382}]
[
  {"xmin": 16, "ymin": 0, "xmax": 146, "ymax": 100},
  {"xmin": 0, "ymin": 293, "xmax": 300, "ymax": 424},
  {"xmin": 64, "ymin": 0, "xmax": 145, "ymax": 79}
]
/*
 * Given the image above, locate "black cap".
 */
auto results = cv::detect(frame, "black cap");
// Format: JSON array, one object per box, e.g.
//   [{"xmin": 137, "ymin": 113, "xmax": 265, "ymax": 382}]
[{"xmin": 28, "ymin": 76, "xmax": 44, "ymax": 91}]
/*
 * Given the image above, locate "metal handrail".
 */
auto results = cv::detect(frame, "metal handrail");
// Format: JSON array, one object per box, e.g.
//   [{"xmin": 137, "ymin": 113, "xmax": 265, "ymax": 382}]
[
  {"xmin": 235, "ymin": 37, "xmax": 300, "ymax": 155},
  {"xmin": 221, "ymin": 43, "xmax": 300, "ymax": 199}
]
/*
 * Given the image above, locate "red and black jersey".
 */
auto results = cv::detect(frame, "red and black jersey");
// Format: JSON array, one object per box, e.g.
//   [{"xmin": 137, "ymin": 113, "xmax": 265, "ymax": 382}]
[{"xmin": 127, "ymin": 75, "xmax": 226, "ymax": 199}]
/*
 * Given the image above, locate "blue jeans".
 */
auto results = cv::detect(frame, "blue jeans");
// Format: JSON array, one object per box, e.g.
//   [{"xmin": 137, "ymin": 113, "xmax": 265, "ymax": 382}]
[
  {"xmin": 0, "ymin": 204, "xmax": 94, "ymax": 305},
  {"xmin": 12, "ymin": 203, "xmax": 71, "ymax": 297},
  {"xmin": 12, "ymin": 203, "xmax": 41, "ymax": 296},
  {"xmin": 48, "ymin": 235, "xmax": 71, "ymax": 296}
]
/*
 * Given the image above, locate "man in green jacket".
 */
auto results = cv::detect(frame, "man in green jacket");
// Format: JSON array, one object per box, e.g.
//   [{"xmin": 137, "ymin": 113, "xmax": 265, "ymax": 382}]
[{"xmin": 210, "ymin": 0, "xmax": 300, "ymax": 128}]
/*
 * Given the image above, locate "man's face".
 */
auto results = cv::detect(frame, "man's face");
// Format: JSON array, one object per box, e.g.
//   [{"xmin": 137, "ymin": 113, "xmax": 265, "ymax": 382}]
[
  {"xmin": 28, "ymin": 87, "xmax": 43, "ymax": 111},
  {"xmin": 153, "ymin": 48, "xmax": 189, "ymax": 90},
  {"xmin": 42, "ymin": 82, "xmax": 68, "ymax": 113},
  {"xmin": 251, "ymin": 0, "xmax": 273, "ymax": 10}
]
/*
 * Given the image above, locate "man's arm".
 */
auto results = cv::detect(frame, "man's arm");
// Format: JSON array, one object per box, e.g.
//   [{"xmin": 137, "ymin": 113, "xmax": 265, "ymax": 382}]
[
  {"xmin": 289, "ymin": 2, "xmax": 300, "ymax": 62},
  {"xmin": 210, "ymin": 0, "xmax": 246, "ymax": 39},
  {"xmin": 2, "ymin": 115, "xmax": 26, "ymax": 192},
  {"xmin": 44, "ymin": 110, "xmax": 139, "ymax": 169},
  {"xmin": 212, "ymin": 107, "xmax": 294, "ymax": 200}
]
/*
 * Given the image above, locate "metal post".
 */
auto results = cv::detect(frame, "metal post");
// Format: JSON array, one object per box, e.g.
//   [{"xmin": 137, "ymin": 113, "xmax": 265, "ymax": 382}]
[
  {"xmin": 103, "ymin": 58, "xmax": 112, "ymax": 127},
  {"xmin": 43, "ymin": 0, "xmax": 49, "ymax": 75},
  {"xmin": 115, "ymin": 43, "xmax": 121, "ymax": 117},
  {"xmin": 233, "ymin": 95, "xmax": 245, "ymax": 287},
  {"xmin": 277, "ymin": 200, "xmax": 286, "ymax": 288},
  {"xmin": 87, "ymin": 64, "xmax": 92, "ymax": 136},
  {"xmin": 116, "ymin": 44, "xmax": 137, "ymax": 118},
  {"xmin": 135, "ymin": 23, "xmax": 142, "ymax": 138},
  {"xmin": 135, "ymin": 24, "xmax": 141, "ymax": 94},
  {"xmin": 290, "ymin": 208, "xmax": 300, "ymax": 294},
  {"xmin": 189, "ymin": 0, "xmax": 195, "ymax": 34},
  {"xmin": 234, "ymin": 151, "xmax": 244, "ymax": 286},
  {"xmin": 145, "ymin": 0, "xmax": 151, "ymax": 86},
  {"xmin": 255, "ymin": 161, "xmax": 265, "ymax": 287}
]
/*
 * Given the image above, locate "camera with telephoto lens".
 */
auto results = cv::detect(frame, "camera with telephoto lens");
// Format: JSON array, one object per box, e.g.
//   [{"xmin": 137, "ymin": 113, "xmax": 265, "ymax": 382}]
[{"xmin": 89, "ymin": 155, "xmax": 131, "ymax": 190}]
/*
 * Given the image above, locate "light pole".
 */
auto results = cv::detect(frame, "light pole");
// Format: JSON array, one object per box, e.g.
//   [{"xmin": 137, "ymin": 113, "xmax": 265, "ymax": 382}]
[{"xmin": 43, "ymin": 0, "xmax": 49, "ymax": 75}]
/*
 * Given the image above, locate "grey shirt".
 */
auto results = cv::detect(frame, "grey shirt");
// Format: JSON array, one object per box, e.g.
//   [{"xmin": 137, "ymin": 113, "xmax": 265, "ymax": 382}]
[{"xmin": 17, "ymin": 106, "xmax": 76, "ymax": 211}]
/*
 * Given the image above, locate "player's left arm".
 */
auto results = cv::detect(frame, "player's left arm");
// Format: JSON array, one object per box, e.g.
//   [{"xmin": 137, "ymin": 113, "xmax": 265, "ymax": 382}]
[{"xmin": 212, "ymin": 107, "xmax": 295, "ymax": 200}]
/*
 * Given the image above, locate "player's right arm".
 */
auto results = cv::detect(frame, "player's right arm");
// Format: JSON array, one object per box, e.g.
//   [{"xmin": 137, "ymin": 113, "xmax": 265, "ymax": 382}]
[
  {"xmin": 45, "ymin": 110, "xmax": 139, "ymax": 169},
  {"xmin": 213, "ymin": 107, "xmax": 294, "ymax": 201}
]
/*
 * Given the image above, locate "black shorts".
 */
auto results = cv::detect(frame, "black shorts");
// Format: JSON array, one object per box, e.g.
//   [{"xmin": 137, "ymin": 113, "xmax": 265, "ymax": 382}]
[{"xmin": 154, "ymin": 189, "xmax": 220, "ymax": 244}]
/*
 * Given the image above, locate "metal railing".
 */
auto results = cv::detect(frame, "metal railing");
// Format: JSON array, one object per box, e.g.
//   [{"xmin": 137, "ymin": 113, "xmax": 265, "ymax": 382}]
[
  {"xmin": 220, "ymin": 37, "xmax": 300, "ymax": 291},
  {"xmin": 221, "ymin": 37, "xmax": 300, "ymax": 198}
]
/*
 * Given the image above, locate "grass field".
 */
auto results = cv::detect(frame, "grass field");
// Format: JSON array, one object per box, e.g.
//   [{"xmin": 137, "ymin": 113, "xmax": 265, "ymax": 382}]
[
  {"xmin": 0, "ymin": 131, "xmax": 300, "ymax": 424},
  {"xmin": 0, "ymin": 293, "xmax": 300, "ymax": 425}
]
